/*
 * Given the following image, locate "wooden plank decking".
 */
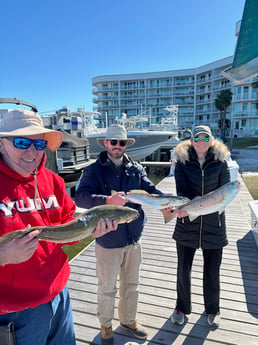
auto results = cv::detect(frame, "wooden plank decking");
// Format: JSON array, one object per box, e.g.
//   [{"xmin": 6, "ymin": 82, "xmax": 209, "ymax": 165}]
[{"xmin": 68, "ymin": 175, "xmax": 258, "ymax": 345}]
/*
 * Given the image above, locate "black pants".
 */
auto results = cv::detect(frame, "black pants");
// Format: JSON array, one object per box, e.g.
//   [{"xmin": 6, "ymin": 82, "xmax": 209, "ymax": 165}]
[{"xmin": 175, "ymin": 243, "xmax": 223, "ymax": 315}]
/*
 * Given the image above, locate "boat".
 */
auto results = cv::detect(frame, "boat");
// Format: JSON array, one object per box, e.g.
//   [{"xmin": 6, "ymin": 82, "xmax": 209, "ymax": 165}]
[
  {"xmin": 45, "ymin": 130, "xmax": 91, "ymax": 194},
  {"xmin": 87, "ymin": 106, "xmax": 179, "ymax": 160},
  {"xmin": 87, "ymin": 129, "xmax": 179, "ymax": 161},
  {"xmin": 42, "ymin": 106, "xmax": 180, "ymax": 161}
]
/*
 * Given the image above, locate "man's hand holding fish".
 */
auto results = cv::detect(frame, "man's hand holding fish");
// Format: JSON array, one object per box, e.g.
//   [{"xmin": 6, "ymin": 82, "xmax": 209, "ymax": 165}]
[
  {"xmin": 92, "ymin": 218, "xmax": 118, "ymax": 238},
  {"xmin": 106, "ymin": 191, "xmax": 126, "ymax": 206},
  {"xmin": 173, "ymin": 207, "xmax": 188, "ymax": 219},
  {"xmin": 0, "ymin": 229, "xmax": 41, "ymax": 265}
]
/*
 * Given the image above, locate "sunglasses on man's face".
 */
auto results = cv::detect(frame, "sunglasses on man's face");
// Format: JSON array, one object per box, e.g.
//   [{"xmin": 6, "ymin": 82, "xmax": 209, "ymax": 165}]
[
  {"xmin": 109, "ymin": 139, "xmax": 127, "ymax": 147},
  {"xmin": 193, "ymin": 136, "xmax": 210, "ymax": 143},
  {"xmin": 4, "ymin": 137, "xmax": 48, "ymax": 151}
]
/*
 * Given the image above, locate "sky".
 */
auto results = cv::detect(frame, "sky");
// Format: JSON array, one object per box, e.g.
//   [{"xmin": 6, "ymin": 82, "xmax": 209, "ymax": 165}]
[{"xmin": 0, "ymin": 0, "xmax": 245, "ymax": 114}]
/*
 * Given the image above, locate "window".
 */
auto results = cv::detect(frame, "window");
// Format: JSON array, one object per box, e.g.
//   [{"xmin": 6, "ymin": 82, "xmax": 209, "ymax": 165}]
[
  {"xmin": 236, "ymin": 103, "xmax": 241, "ymax": 112},
  {"xmin": 243, "ymin": 87, "xmax": 249, "ymax": 99},
  {"xmin": 236, "ymin": 88, "xmax": 241, "ymax": 100},
  {"xmin": 242, "ymin": 119, "xmax": 246, "ymax": 127}
]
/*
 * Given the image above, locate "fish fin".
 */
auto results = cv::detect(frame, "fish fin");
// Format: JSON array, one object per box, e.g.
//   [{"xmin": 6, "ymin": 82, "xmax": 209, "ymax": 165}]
[
  {"xmin": 160, "ymin": 193, "xmax": 174, "ymax": 196},
  {"xmin": 188, "ymin": 214, "xmax": 198, "ymax": 222},
  {"xmin": 192, "ymin": 196, "xmax": 202, "ymax": 201},
  {"xmin": 127, "ymin": 190, "xmax": 148, "ymax": 195},
  {"xmin": 160, "ymin": 203, "xmax": 169, "ymax": 208},
  {"xmin": 161, "ymin": 208, "xmax": 176, "ymax": 224},
  {"xmin": 218, "ymin": 207, "xmax": 225, "ymax": 214}
]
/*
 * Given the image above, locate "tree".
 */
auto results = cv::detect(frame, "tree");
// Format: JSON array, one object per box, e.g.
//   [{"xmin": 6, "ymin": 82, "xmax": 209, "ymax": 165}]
[
  {"xmin": 252, "ymin": 80, "xmax": 258, "ymax": 109},
  {"xmin": 215, "ymin": 89, "xmax": 232, "ymax": 141},
  {"xmin": 218, "ymin": 119, "xmax": 231, "ymax": 131}
]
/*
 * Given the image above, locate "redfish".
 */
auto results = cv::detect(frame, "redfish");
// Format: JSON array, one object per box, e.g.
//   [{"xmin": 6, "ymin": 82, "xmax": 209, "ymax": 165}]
[
  {"xmin": 125, "ymin": 190, "xmax": 190, "ymax": 223},
  {"xmin": 177, "ymin": 180, "xmax": 241, "ymax": 222}
]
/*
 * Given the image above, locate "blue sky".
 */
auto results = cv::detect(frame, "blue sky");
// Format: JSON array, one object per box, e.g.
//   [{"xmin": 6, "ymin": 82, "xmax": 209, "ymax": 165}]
[{"xmin": 1, "ymin": 0, "xmax": 245, "ymax": 114}]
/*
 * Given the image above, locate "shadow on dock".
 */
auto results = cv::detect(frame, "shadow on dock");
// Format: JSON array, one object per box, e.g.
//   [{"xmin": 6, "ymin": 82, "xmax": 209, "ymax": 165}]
[{"xmin": 237, "ymin": 231, "xmax": 258, "ymax": 319}]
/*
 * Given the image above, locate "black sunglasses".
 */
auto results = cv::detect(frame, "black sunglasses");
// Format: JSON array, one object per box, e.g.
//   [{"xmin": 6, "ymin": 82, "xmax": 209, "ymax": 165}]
[
  {"xmin": 193, "ymin": 136, "xmax": 210, "ymax": 143},
  {"xmin": 4, "ymin": 137, "xmax": 48, "ymax": 151},
  {"xmin": 109, "ymin": 139, "xmax": 127, "ymax": 147}
]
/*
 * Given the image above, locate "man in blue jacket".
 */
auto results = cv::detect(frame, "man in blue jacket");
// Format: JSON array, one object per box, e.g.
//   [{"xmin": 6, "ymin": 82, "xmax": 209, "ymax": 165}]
[{"xmin": 75, "ymin": 124, "xmax": 162, "ymax": 345}]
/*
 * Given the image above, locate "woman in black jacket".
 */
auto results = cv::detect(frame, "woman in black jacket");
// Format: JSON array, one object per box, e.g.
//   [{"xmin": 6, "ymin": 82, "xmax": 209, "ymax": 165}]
[{"xmin": 171, "ymin": 125, "xmax": 230, "ymax": 328}]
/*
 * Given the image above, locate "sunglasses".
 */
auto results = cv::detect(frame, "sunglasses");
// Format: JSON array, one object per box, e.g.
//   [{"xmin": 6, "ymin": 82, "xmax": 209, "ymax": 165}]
[
  {"xmin": 193, "ymin": 136, "xmax": 210, "ymax": 143},
  {"xmin": 4, "ymin": 137, "xmax": 48, "ymax": 151},
  {"xmin": 109, "ymin": 139, "xmax": 127, "ymax": 147}
]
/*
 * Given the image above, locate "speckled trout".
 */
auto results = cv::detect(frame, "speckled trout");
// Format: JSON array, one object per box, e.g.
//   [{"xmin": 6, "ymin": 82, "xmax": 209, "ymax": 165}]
[
  {"xmin": 0, "ymin": 205, "xmax": 139, "ymax": 246},
  {"xmin": 177, "ymin": 180, "xmax": 241, "ymax": 222},
  {"xmin": 124, "ymin": 190, "xmax": 190, "ymax": 224}
]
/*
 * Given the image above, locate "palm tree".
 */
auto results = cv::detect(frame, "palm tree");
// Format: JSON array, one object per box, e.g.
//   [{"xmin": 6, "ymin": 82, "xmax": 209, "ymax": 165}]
[
  {"xmin": 215, "ymin": 89, "xmax": 232, "ymax": 141},
  {"xmin": 252, "ymin": 80, "xmax": 258, "ymax": 109}
]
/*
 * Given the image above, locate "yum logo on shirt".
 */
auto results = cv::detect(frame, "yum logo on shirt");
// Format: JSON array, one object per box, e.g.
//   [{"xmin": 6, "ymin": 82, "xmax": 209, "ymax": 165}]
[{"xmin": 0, "ymin": 196, "xmax": 59, "ymax": 217}]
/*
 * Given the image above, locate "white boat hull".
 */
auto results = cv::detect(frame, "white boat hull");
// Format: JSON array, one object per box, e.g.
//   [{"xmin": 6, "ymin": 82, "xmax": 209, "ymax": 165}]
[{"xmin": 87, "ymin": 130, "xmax": 179, "ymax": 161}]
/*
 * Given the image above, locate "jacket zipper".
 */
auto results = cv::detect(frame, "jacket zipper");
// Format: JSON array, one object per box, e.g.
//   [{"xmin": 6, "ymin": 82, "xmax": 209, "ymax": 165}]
[
  {"xmin": 198, "ymin": 160, "xmax": 218, "ymax": 247},
  {"xmin": 218, "ymin": 214, "xmax": 222, "ymax": 227},
  {"xmin": 199, "ymin": 169, "xmax": 204, "ymax": 248}
]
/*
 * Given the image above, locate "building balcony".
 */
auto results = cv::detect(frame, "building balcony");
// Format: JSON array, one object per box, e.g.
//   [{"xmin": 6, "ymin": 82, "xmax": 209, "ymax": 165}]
[
  {"xmin": 174, "ymin": 81, "xmax": 194, "ymax": 86},
  {"xmin": 195, "ymin": 99, "xmax": 212, "ymax": 105},
  {"xmin": 196, "ymin": 77, "xmax": 212, "ymax": 84},
  {"xmin": 234, "ymin": 94, "xmax": 257, "ymax": 101},
  {"xmin": 93, "ymin": 96, "xmax": 118, "ymax": 102},
  {"xmin": 233, "ymin": 110, "xmax": 258, "ymax": 118},
  {"xmin": 196, "ymin": 89, "xmax": 211, "ymax": 95}
]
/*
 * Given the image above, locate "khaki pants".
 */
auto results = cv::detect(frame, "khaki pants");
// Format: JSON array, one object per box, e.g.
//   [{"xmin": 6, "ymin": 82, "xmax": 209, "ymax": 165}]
[{"xmin": 95, "ymin": 241, "xmax": 142, "ymax": 327}]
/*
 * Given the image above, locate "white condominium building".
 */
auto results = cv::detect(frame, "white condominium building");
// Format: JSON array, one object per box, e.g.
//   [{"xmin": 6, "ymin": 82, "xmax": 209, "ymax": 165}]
[{"xmin": 92, "ymin": 56, "xmax": 258, "ymax": 137}]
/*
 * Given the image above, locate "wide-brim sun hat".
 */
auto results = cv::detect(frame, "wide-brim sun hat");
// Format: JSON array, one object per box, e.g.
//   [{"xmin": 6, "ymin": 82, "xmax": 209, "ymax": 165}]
[
  {"xmin": 97, "ymin": 124, "xmax": 135, "ymax": 148},
  {"xmin": 193, "ymin": 125, "xmax": 212, "ymax": 138},
  {"xmin": 0, "ymin": 109, "xmax": 62, "ymax": 151}
]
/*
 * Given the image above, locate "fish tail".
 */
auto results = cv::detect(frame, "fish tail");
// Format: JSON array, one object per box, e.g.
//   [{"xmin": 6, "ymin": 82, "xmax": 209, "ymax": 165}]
[{"xmin": 161, "ymin": 208, "xmax": 177, "ymax": 224}]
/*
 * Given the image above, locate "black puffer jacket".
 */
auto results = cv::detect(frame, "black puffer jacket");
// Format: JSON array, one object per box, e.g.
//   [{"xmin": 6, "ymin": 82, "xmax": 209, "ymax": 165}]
[
  {"xmin": 75, "ymin": 151, "xmax": 161, "ymax": 248},
  {"xmin": 172, "ymin": 139, "xmax": 230, "ymax": 249}
]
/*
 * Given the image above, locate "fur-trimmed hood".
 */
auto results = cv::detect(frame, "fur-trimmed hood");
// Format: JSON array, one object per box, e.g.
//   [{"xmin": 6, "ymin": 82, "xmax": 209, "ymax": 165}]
[{"xmin": 174, "ymin": 138, "xmax": 228, "ymax": 164}]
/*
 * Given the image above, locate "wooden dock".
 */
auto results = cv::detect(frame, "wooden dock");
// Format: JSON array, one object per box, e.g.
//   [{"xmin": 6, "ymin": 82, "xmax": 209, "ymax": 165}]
[{"xmin": 68, "ymin": 175, "xmax": 258, "ymax": 345}]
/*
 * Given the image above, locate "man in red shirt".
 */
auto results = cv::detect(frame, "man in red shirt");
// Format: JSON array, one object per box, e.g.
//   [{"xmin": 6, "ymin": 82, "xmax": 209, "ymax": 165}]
[{"xmin": 0, "ymin": 108, "xmax": 117, "ymax": 345}]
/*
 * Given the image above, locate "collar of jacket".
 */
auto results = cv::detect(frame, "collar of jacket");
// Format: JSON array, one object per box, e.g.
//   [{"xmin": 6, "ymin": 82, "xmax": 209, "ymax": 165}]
[{"xmin": 174, "ymin": 138, "xmax": 228, "ymax": 164}]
